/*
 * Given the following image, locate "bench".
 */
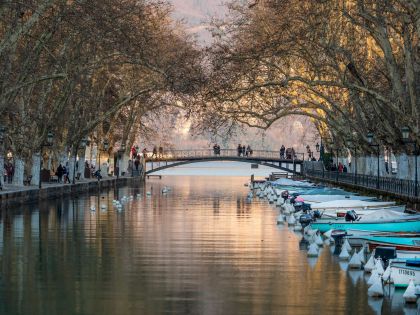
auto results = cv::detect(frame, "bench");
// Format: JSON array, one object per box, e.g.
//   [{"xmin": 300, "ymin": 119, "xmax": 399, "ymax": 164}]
[{"xmin": 50, "ymin": 175, "xmax": 58, "ymax": 183}]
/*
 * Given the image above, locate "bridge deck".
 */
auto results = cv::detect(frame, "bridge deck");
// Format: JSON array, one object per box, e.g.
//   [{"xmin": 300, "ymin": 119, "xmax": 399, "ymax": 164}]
[
  {"xmin": 144, "ymin": 149, "xmax": 304, "ymax": 164},
  {"xmin": 144, "ymin": 150, "xmax": 304, "ymax": 175}
]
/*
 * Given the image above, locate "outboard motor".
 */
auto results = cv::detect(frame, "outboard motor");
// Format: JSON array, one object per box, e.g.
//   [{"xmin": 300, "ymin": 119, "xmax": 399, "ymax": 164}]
[
  {"xmin": 299, "ymin": 213, "xmax": 313, "ymax": 228},
  {"xmin": 302, "ymin": 203, "xmax": 312, "ymax": 212},
  {"xmin": 312, "ymin": 210, "xmax": 322, "ymax": 219},
  {"xmin": 281, "ymin": 190, "xmax": 289, "ymax": 202},
  {"xmin": 345, "ymin": 210, "xmax": 358, "ymax": 222},
  {"xmin": 294, "ymin": 201, "xmax": 304, "ymax": 212}
]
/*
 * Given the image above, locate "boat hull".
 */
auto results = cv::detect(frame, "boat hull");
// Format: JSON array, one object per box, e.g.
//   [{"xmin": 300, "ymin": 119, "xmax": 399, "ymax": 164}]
[
  {"xmin": 310, "ymin": 220, "xmax": 420, "ymax": 233},
  {"xmin": 390, "ymin": 263, "xmax": 420, "ymax": 287}
]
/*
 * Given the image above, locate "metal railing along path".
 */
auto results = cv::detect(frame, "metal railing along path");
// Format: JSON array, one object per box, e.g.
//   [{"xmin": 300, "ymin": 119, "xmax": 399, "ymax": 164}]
[
  {"xmin": 144, "ymin": 149, "xmax": 304, "ymax": 162},
  {"xmin": 305, "ymin": 169, "xmax": 420, "ymax": 199}
]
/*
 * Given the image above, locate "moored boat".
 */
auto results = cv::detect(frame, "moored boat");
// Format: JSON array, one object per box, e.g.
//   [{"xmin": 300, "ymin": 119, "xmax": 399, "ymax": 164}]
[
  {"xmin": 310, "ymin": 216, "xmax": 420, "ymax": 233},
  {"xmin": 390, "ymin": 260, "xmax": 420, "ymax": 287}
]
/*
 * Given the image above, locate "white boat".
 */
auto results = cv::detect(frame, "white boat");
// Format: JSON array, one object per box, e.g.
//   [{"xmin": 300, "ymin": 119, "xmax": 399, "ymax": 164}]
[
  {"xmin": 390, "ymin": 260, "xmax": 420, "ymax": 287},
  {"xmin": 334, "ymin": 205, "xmax": 406, "ymax": 217},
  {"xmin": 271, "ymin": 178, "xmax": 314, "ymax": 187},
  {"xmin": 302, "ymin": 194, "xmax": 376, "ymax": 203},
  {"xmin": 311, "ymin": 200, "xmax": 396, "ymax": 211}
]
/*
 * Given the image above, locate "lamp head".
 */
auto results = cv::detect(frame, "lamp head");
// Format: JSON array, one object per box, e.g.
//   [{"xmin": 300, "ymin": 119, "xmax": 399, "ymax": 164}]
[
  {"xmin": 47, "ymin": 131, "xmax": 54, "ymax": 145},
  {"xmin": 402, "ymin": 126, "xmax": 410, "ymax": 141},
  {"xmin": 367, "ymin": 132, "xmax": 374, "ymax": 144},
  {"xmin": 103, "ymin": 140, "xmax": 109, "ymax": 151}
]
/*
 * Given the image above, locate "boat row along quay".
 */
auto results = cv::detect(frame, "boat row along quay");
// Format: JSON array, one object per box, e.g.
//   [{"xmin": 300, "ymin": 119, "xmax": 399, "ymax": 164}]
[{"xmin": 247, "ymin": 176, "xmax": 420, "ymax": 304}]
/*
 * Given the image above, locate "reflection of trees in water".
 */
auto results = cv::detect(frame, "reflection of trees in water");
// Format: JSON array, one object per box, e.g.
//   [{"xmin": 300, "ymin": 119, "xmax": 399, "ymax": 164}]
[
  {"xmin": 213, "ymin": 197, "xmax": 220, "ymax": 214},
  {"xmin": 236, "ymin": 197, "xmax": 251, "ymax": 217}
]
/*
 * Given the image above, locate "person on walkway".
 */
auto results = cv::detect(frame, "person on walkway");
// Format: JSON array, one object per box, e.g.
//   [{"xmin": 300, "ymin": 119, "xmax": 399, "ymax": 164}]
[
  {"xmin": 343, "ymin": 165, "xmax": 348, "ymax": 173},
  {"xmin": 280, "ymin": 145, "xmax": 285, "ymax": 159},
  {"xmin": 131, "ymin": 146, "xmax": 137, "ymax": 159},
  {"xmin": 158, "ymin": 146, "xmax": 163, "ymax": 158},
  {"xmin": 6, "ymin": 162, "xmax": 14, "ymax": 183},
  {"xmin": 331, "ymin": 163, "xmax": 337, "ymax": 172},
  {"xmin": 338, "ymin": 162, "xmax": 344, "ymax": 173},
  {"xmin": 56, "ymin": 164, "xmax": 64, "ymax": 183},
  {"xmin": 152, "ymin": 146, "xmax": 157, "ymax": 158},
  {"xmin": 237, "ymin": 144, "xmax": 242, "ymax": 157},
  {"xmin": 242, "ymin": 145, "xmax": 246, "ymax": 157},
  {"xmin": 142, "ymin": 148, "xmax": 148, "ymax": 157},
  {"xmin": 134, "ymin": 156, "xmax": 140, "ymax": 171}
]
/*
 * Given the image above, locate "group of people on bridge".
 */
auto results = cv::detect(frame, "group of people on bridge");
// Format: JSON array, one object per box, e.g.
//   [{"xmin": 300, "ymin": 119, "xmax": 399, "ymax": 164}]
[
  {"xmin": 279, "ymin": 145, "xmax": 297, "ymax": 160},
  {"xmin": 237, "ymin": 144, "xmax": 253, "ymax": 157}
]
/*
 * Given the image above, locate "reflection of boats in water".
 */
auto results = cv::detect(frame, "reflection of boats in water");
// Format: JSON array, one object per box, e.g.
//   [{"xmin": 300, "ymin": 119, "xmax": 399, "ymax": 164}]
[
  {"xmin": 299, "ymin": 237, "xmax": 310, "ymax": 250},
  {"xmin": 367, "ymin": 296, "xmax": 383, "ymax": 315}
]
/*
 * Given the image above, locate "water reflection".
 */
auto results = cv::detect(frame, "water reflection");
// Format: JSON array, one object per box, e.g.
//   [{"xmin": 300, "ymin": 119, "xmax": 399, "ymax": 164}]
[{"xmin": 0, "ymin": 176, "xmax": 407, "ymax": 315}]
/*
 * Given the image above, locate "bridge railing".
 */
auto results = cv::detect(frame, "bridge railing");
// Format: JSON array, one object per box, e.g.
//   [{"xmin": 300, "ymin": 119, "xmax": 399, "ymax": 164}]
[{"xmin": 144, "ymin": 149, "xmax": 304, "ymax": 161}]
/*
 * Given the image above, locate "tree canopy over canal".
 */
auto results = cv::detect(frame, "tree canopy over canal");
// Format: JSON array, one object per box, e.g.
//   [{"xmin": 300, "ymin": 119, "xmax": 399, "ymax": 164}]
[{"xmin": 0, "ymin": 0, "xmax": 419, "ymax": 183}]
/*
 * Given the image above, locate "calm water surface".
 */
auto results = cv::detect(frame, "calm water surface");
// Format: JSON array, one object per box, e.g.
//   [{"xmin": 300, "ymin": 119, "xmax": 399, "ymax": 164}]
[{"xmin": 0, "ymin": 176, "xmax": 418, "ymax": 315}]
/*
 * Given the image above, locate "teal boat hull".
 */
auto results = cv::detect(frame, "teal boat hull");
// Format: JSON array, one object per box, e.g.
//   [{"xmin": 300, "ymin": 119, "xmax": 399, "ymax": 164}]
[{"xmin": 311, "ymin": 219, "xmax": 420, "ymax": 233}]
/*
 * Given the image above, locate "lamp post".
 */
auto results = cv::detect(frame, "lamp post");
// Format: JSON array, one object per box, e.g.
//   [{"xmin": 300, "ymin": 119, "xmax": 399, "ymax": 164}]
[
  {"xmin": 402, "ymin": 126, "xmax": 418, "ymax": 197},
  {"xmin": 117, "ymin": 143, "xmax": 126, "ymax": 179},
  {"xmin": 316, "ymin": 140, "xmax": 324, "ymax": 178},
  {"xmin": 72, "ymin": 137, "xmax": 88, "ymax": 184},
  {"xmin": 39, "ymin": 131, "xmax": 54, "ymax": 189},
  {"xmin": 367, "ymin": 132, "xmax": 380, "ymax": 189},
  {"xmin": 0, "ymin": 126, "xmax": 6, "ymax": 188}
]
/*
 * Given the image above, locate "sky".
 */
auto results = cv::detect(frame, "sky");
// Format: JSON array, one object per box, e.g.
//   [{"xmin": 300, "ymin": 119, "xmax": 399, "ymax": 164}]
[
  {"xmin": 169, "ymin": 0, "xmax": 226, "ymax": 45},
  {"xmin": 157, "ymin": 1, "xmax": 318, "ymax": 155}
]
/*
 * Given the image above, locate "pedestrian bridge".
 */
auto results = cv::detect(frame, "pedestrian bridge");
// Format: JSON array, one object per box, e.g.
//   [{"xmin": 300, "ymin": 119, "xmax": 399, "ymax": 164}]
[{"xmin": 144, "ymin": 149, "xmax": 304, "ymax": 175}]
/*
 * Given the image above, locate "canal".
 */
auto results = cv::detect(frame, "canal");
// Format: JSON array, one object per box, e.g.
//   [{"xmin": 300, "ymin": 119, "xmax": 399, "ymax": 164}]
[{"xmin": 0, "ymin": 166, "xmax": 418, "ymax": 314}]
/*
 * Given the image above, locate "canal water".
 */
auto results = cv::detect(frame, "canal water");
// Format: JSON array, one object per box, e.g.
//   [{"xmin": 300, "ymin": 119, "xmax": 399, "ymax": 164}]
[{"xmin": 0, "ymin": 164, "xmax": 418, "ymax": 314}]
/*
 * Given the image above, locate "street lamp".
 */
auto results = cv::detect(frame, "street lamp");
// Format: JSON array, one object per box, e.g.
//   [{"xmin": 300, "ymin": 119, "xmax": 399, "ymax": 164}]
[
  {"xmin": 367, "ymin": 132, "xmax": 380, "ymax": 189},
  {"xmin": 72, "ymin": 137, "xmax": 88, "ymax": 184},
  {"xmin": 316, "ymin": 140, "xmax": 324, "ymax": 178},
  {"xmin": 402, "ymin": 126, "xmax": 418, "ymax": 196},
  {"xmin": 39, "ymin": 131, "xmax": 54, "ymax": 189}
]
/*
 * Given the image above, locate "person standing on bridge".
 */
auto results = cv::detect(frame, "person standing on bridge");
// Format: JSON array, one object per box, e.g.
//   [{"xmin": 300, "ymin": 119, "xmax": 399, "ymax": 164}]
[
  {"xmin": 158, "ymin": 146, "xmax": 163, "ymax": 158},
  {"xmin": 280, "ymin": 145, "xmax": 285, "ymax": 159},
  {"xmin": 242, "ymin": 145, "xmax": 246, "ymax": 157},
  {"xmin": 152, "ymin": 146, "xmax": 157, "ymax": 159},
  {"xmin": 246, "ymin": 145, "xmax": 252, "ymax": 156},
  {"xmin": 237, "ymin": 144, "xmax": 242, "ymax": 157}
]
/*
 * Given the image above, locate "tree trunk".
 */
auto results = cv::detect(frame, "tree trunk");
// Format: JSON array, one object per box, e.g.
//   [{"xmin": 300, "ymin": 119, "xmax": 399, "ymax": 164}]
[
  {"xmin": 13, "ymin": 158, "xmax": 24, "ymax": 187},
  {"xmin": 31, "ymin": 153, "xmax": 41, "ymax": 186},
  {"xmin": 120, "ymin": 154, "xmax": 129, "ymax": 176},
  {"xmin": 78, "ymin": 156, "xmax": 86, "ymax": 180},
  {"xmin": 68, "ymin": 156, "xmax": 76, "ymax": 183},
  {"xmin": 0, "ymin": 156, "xmax": 4, "ymax": 187}
]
